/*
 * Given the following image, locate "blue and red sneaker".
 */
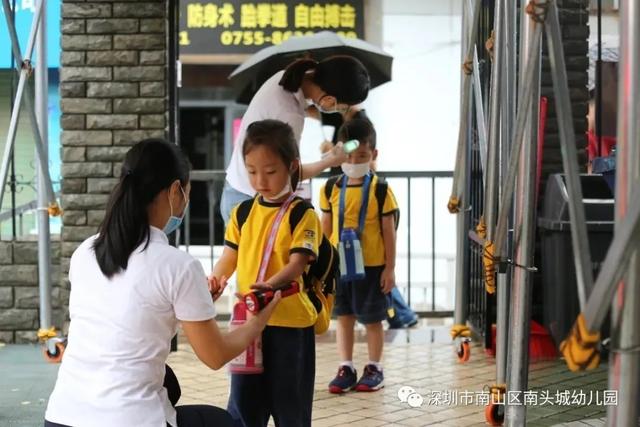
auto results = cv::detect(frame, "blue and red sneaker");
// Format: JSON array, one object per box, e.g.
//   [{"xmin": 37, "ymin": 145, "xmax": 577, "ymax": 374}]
[
  {"xmin": 328, "ymin": 365, "xmax": 357, "ymax": 394},
  {"xmin": 355, "ymin": 364, "xmax": 384, "ymax": 392}
]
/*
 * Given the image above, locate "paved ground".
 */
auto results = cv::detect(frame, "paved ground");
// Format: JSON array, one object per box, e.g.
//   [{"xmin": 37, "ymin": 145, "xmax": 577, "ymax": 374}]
[{"xmin": 1, "ymin": 319, "xmax": 611, "ymax": 427}]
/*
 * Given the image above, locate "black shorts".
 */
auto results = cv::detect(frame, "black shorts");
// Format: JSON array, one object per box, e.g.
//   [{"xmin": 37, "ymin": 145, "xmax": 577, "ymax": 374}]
[{"xmin": 333, "ymin": 266, "xmax": 390, "ymax": 324}]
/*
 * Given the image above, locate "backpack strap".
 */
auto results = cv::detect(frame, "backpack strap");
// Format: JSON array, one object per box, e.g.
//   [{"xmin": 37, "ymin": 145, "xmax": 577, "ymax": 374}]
[
  {"xmin": 288, "ymin": 197, "xmax": 314, "ymax": 231},
  {"xmin": 287, "ymin": 198, "xmax": 317, "ymax": 291},
  {"xmin": 235, "ymin": 197, "xmax": 256, "ymax": 231},
  {"xmin": 375, "ymin": 175, "xmax": 399, "ymax": 230},
  {"xmin": 324, "ymin": 175, "xmax": 342, "ymax": 210}
]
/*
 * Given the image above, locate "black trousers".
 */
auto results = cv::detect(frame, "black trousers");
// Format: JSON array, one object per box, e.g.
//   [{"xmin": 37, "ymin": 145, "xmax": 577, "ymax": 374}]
[{"xmin": 45, "ymin": 365, "xmax": 233, "ymax": 427}]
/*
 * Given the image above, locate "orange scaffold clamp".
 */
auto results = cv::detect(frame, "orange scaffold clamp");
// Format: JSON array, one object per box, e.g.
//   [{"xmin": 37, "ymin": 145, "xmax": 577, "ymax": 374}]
[
  {"xmin": 447, "ymin": 196, "xmax": 460, "ymax": 214},
  {"xmin": 450, "ymin": 324, "xmax": 472, "ymax": 340},
  {"xmin": 483, "ymin": 240, "xmax": 496, "ymax": 294},
  {"xmin": 48, "ymin": 202, "xmax": 63, "ymax": 217},
  {"xmin": 476, "ymin": 217, "xmax": 487, "ymax": 240},
  {"xmin": 559, "ymin": 313, "xmax": 601, "ymax": 372}
]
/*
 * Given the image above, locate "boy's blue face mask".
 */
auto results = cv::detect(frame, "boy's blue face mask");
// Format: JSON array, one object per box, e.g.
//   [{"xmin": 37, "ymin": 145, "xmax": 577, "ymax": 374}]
[{"xmin": 163, "ymin": 185, "xmax": 189, "ymax": 235}]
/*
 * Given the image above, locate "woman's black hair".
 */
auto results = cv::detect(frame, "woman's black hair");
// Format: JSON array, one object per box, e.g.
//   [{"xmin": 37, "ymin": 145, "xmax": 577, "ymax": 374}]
[
  {"xmin": 279, "ymin": 55, "xmax": 370, "ymax": 105},
  {"xmin": 92, "ymin": 139, "xmax": 190, "ymax": 278},
  {"xmin": 242, "ymin": 119, "xmax": 301, "ymax": 191},
  {"xmin": 337, "ymin": 117, "xmax": 377, "ymax": 150}
]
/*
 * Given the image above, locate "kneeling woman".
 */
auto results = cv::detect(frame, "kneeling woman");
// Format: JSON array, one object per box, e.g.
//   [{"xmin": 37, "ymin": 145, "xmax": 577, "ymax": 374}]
[{"xmin": 45, "ymin": 139, "xmax": 280, "ymax": 427}]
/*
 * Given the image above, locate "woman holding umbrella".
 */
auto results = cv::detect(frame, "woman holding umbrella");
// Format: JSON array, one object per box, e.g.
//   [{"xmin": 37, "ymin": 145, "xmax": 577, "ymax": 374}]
[{"xmin": 221, "ymin": 55, "xmax": 370, "ymax": 225}]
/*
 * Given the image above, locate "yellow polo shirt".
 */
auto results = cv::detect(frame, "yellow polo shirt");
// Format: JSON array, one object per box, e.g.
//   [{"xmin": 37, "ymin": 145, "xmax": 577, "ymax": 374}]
[
  {"xmin": 225, "ymin": 196, "xmax": 322, "ymax": 328},
  {"xmin": 319, "ymin": 175, "xmax": 399, "ymax": 267}
]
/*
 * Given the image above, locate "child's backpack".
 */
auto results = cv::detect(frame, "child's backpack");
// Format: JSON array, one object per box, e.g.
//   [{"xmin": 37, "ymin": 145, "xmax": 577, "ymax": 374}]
[
  {"xmin": 324, "ymin": 174, "xmax": 400, "ymax": 230},
  {"xmin": 235, "ymin": 197, "xmax": 339, "ymax": 335}
]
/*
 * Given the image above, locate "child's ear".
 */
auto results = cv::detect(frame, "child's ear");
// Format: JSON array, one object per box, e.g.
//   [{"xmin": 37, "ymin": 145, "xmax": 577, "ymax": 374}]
[
  {"xmin": 372, "ymin": 149, "xmax": 378, "ymax": 162},
  {"xmin": 290, "ymin": 158, "xmax": 301, "ymax": 173}
]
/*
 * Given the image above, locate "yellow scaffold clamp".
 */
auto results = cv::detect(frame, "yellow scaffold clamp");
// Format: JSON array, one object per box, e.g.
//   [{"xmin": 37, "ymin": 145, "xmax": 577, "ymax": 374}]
[
  {"xmin": 525, "ymin": 0, "xmax": 550, "ymax": 24},
  {"xmin": 476, "ymin": 217, "xmax": 487, "ymax": 240},
  {"xmin": 485, "ymin": 31, "xmax": 495, "ymax": 62},
  {"xmin": 450, "ymin": 324, "xmax": 472, "ymax": 340},
  {"xmin": 489, "ymin": 384, "xmax": 506, "ymax": 403},
  {"xmin": 447, "ymin": 196, "xmax": 460, "ymax": 214},
  {"xmin": 559, "ymin": 313, "xmax": 601, "ymax": 372},
  {"xmin": 48, "ymin": 202, "xmax": 63, "ymax": 217},
  {"xmin": 462, "ymin": 59, "xmax": 473, "ymax": 76},
  {"xmin": 483, "ymin": 240, "xmax": 496, "ymax": 294},
  {"xmin": 37, "ymin": 326, "xmax": 58, "ymax": 342}
]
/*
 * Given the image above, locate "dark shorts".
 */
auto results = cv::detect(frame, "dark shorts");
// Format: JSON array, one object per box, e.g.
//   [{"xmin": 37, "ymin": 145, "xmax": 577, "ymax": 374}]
[{"xmin": 333, "ymin": 266, "xmax": 390, "ymax": 324}]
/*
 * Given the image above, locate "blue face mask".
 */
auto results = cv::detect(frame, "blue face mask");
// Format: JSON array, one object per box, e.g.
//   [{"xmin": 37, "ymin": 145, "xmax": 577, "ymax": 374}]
[{"xmin": 163, "ymin": 185, "xmax": 188, "ymax": 235}]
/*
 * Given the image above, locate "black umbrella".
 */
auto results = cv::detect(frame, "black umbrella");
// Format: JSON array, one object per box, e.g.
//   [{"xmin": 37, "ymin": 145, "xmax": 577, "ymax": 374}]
[{"xmin": 229, "ymin": 31, "xmax": 393, "ymax": 104}]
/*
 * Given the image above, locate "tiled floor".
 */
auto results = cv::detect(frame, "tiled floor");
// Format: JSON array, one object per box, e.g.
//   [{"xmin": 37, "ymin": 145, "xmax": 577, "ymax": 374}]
[
  {"xmin": 167, "ymin": 320, "xmax": 610, "ymax": 427},
  {"xmin": 1, "ymin": 320, "xmax": 611, "ymax": 427}
]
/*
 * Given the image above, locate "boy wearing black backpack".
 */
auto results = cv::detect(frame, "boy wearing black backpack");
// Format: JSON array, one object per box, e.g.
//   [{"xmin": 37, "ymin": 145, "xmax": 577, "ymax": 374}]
[{"xmin": 319, "ymin": 118, "xmax": 399, "ymax": 393}]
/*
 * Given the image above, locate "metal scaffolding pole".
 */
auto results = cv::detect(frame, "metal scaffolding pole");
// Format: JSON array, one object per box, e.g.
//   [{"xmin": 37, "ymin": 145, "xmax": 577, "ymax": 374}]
[
  {"xmin": 453, "ymin": 0, "xmax": 471, "ymax": 329},
  {"xmin": 494, "ymin": 0, "xmax": 517, "ymax": 399},
  {"xmin": 608, "ymin": 0, "xmax": 640, "ymax": 424},
  {"xmin": 491, "ymin": 24, "xmax": 542, "ymax": 259},
  {"xmin": 35, "ymin": 0, "xmax": 53, "ymax": 353},
  {"xmin": 0, "ymin": 0, "xmax": 56, "ymax": 212},
  {"xmin": 482, "ymin": 0, "xmax": 504, "ymax": 251},
  {"xmin": 582, "ymin": 188, "xmax": 640, "ymax": 333},
  {"xmin": 505, "ymin": 2, "xmax": 542, "ymax": 425},
  {"xmin": 472, "ymin": 46, "xmax": 488, "ymax": 183},
  {"xmin": 449, "ymin": 0, "xmax": 481, "ymax": 213},
  {"xmin": 545, "ymin": 0, "xmax": 595, "ymax": 311}
]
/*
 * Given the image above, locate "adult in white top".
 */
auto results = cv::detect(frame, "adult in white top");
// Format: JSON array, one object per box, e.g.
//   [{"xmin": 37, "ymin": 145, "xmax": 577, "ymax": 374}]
[
  {"xmin": 221, "ymin": 55, "xmax": 371, "ymax": 225},
  {"xmin": 45, "ymin": 139, "xmax": 280, "ymax": 427}
]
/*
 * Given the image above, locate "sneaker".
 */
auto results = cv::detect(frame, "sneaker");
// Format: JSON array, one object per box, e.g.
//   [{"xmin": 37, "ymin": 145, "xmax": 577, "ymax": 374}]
[
  {"xmin": 328, "ymin": 365, "xmax": 357, "ymax": 394},
  {"xmin": 355, "ymin": 364, "xmax": 384, "ymax": 392}
]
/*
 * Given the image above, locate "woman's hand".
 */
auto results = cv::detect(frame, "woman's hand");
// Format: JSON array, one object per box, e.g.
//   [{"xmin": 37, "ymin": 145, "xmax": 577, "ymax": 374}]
[
  {"xmin": 208, "ymin": 274, "xmax": 228, "ymax": 302},
  {"xmin": 380, "ymin": 267, "xmax": 395, "ymax": 294},
  {"xmin": 326, "ymin": 141, "xmax": 349, "ymax": 167},
  {"xmin": 253, "ymin": 290, "xmax": 282, "ymax": 325}
]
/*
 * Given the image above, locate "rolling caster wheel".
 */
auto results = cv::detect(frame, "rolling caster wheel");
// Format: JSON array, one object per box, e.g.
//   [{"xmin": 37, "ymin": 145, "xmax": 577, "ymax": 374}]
[
  {"xmin": 485, "ymin": 402, "xmax": 505, "ymax": 426},
  {"xmin": 43, "ymin": 341, "xmax": 65, "ymax": 363},
  {"xmin": 456, "ymin": 340, "xmax": 471, "ymax": 363}
]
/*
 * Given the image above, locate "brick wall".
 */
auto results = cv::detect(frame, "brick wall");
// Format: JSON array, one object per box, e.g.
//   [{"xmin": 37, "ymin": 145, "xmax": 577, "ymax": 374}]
[
  {"xmin": 0, "ymin": 1, "xmax": 169, "ymax": 343},
  {"xmin": 59, "ymin": 0, "xmax": 169, "ymax": 287},
  {"xmin": 0, "ymin": 240, "xmax": 65, "ymax": 343}
]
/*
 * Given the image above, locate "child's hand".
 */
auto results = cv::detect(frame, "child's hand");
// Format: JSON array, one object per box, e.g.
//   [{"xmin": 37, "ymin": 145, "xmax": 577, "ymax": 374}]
[
  {"xmin": 380, "ymin": 268, "xmax": 395, "ymax": 294},
  {"xmin": 208, "ymin": 274, "xmax": 228, "ymax": 302},
  {"xmin": 249, "ymin": 282, "xmax": 272, "ymax": 292}
]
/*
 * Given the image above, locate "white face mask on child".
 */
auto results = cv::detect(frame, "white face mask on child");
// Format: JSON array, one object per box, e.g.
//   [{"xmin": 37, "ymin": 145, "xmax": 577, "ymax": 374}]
[
  {"xmin": 341, "ymin": 162, "xmax": 370, "ymax": 179},
  {"xmin": 265, "ymin": 182, "xmax": 292, "ymax": 202}
]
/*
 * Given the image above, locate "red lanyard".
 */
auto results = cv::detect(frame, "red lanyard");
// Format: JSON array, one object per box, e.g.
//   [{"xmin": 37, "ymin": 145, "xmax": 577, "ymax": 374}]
[{"xmin": 256, "ymin": 193, "xmax": 297, "ymax": 282}]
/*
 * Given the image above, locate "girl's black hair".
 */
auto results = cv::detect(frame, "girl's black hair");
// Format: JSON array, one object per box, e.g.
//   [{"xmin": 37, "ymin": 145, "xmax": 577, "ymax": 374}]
[
  {"xmin": 92, "ymin": 139, "xmax": 191, "ymax": 278},
  {"xmin": 337, "ymin": 117, "xmax": 377, "ymax": 150},
  {"xmin": 243, "ymin": 119, "xmax": 301, "ymax": 191},
  {"xmin": 279, "ymin": 55, "xmax": 370, "ymax": 105}
]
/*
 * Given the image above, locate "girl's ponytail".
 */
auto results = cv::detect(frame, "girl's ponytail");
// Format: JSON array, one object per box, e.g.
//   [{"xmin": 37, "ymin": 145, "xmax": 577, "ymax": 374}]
[{"xmin": 279, "ymin": 58, "xmax": 318, "ymax": 92}]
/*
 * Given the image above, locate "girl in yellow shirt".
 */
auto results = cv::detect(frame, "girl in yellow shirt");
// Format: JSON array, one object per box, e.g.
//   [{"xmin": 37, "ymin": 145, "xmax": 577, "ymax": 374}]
[{"xmin": 211, "ymin": 119, "xmax": 322, "ymax": 427}]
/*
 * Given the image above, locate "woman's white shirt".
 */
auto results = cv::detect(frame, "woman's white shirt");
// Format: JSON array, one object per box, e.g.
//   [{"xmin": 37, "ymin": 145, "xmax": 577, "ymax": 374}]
[
  {"xmin": 225, "ymin": 70, "xmax": 307, "ymax": 196},
  {"xmin": 45, "ymin": 226, "xmax": 216, "ymax": 427}
]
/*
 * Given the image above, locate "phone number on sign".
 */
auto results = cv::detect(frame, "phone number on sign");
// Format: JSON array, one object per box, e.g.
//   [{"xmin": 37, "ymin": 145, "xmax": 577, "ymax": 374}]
[{"xmin": 220, "ymin": 30, "xmax": 358, "ymax": 46}]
